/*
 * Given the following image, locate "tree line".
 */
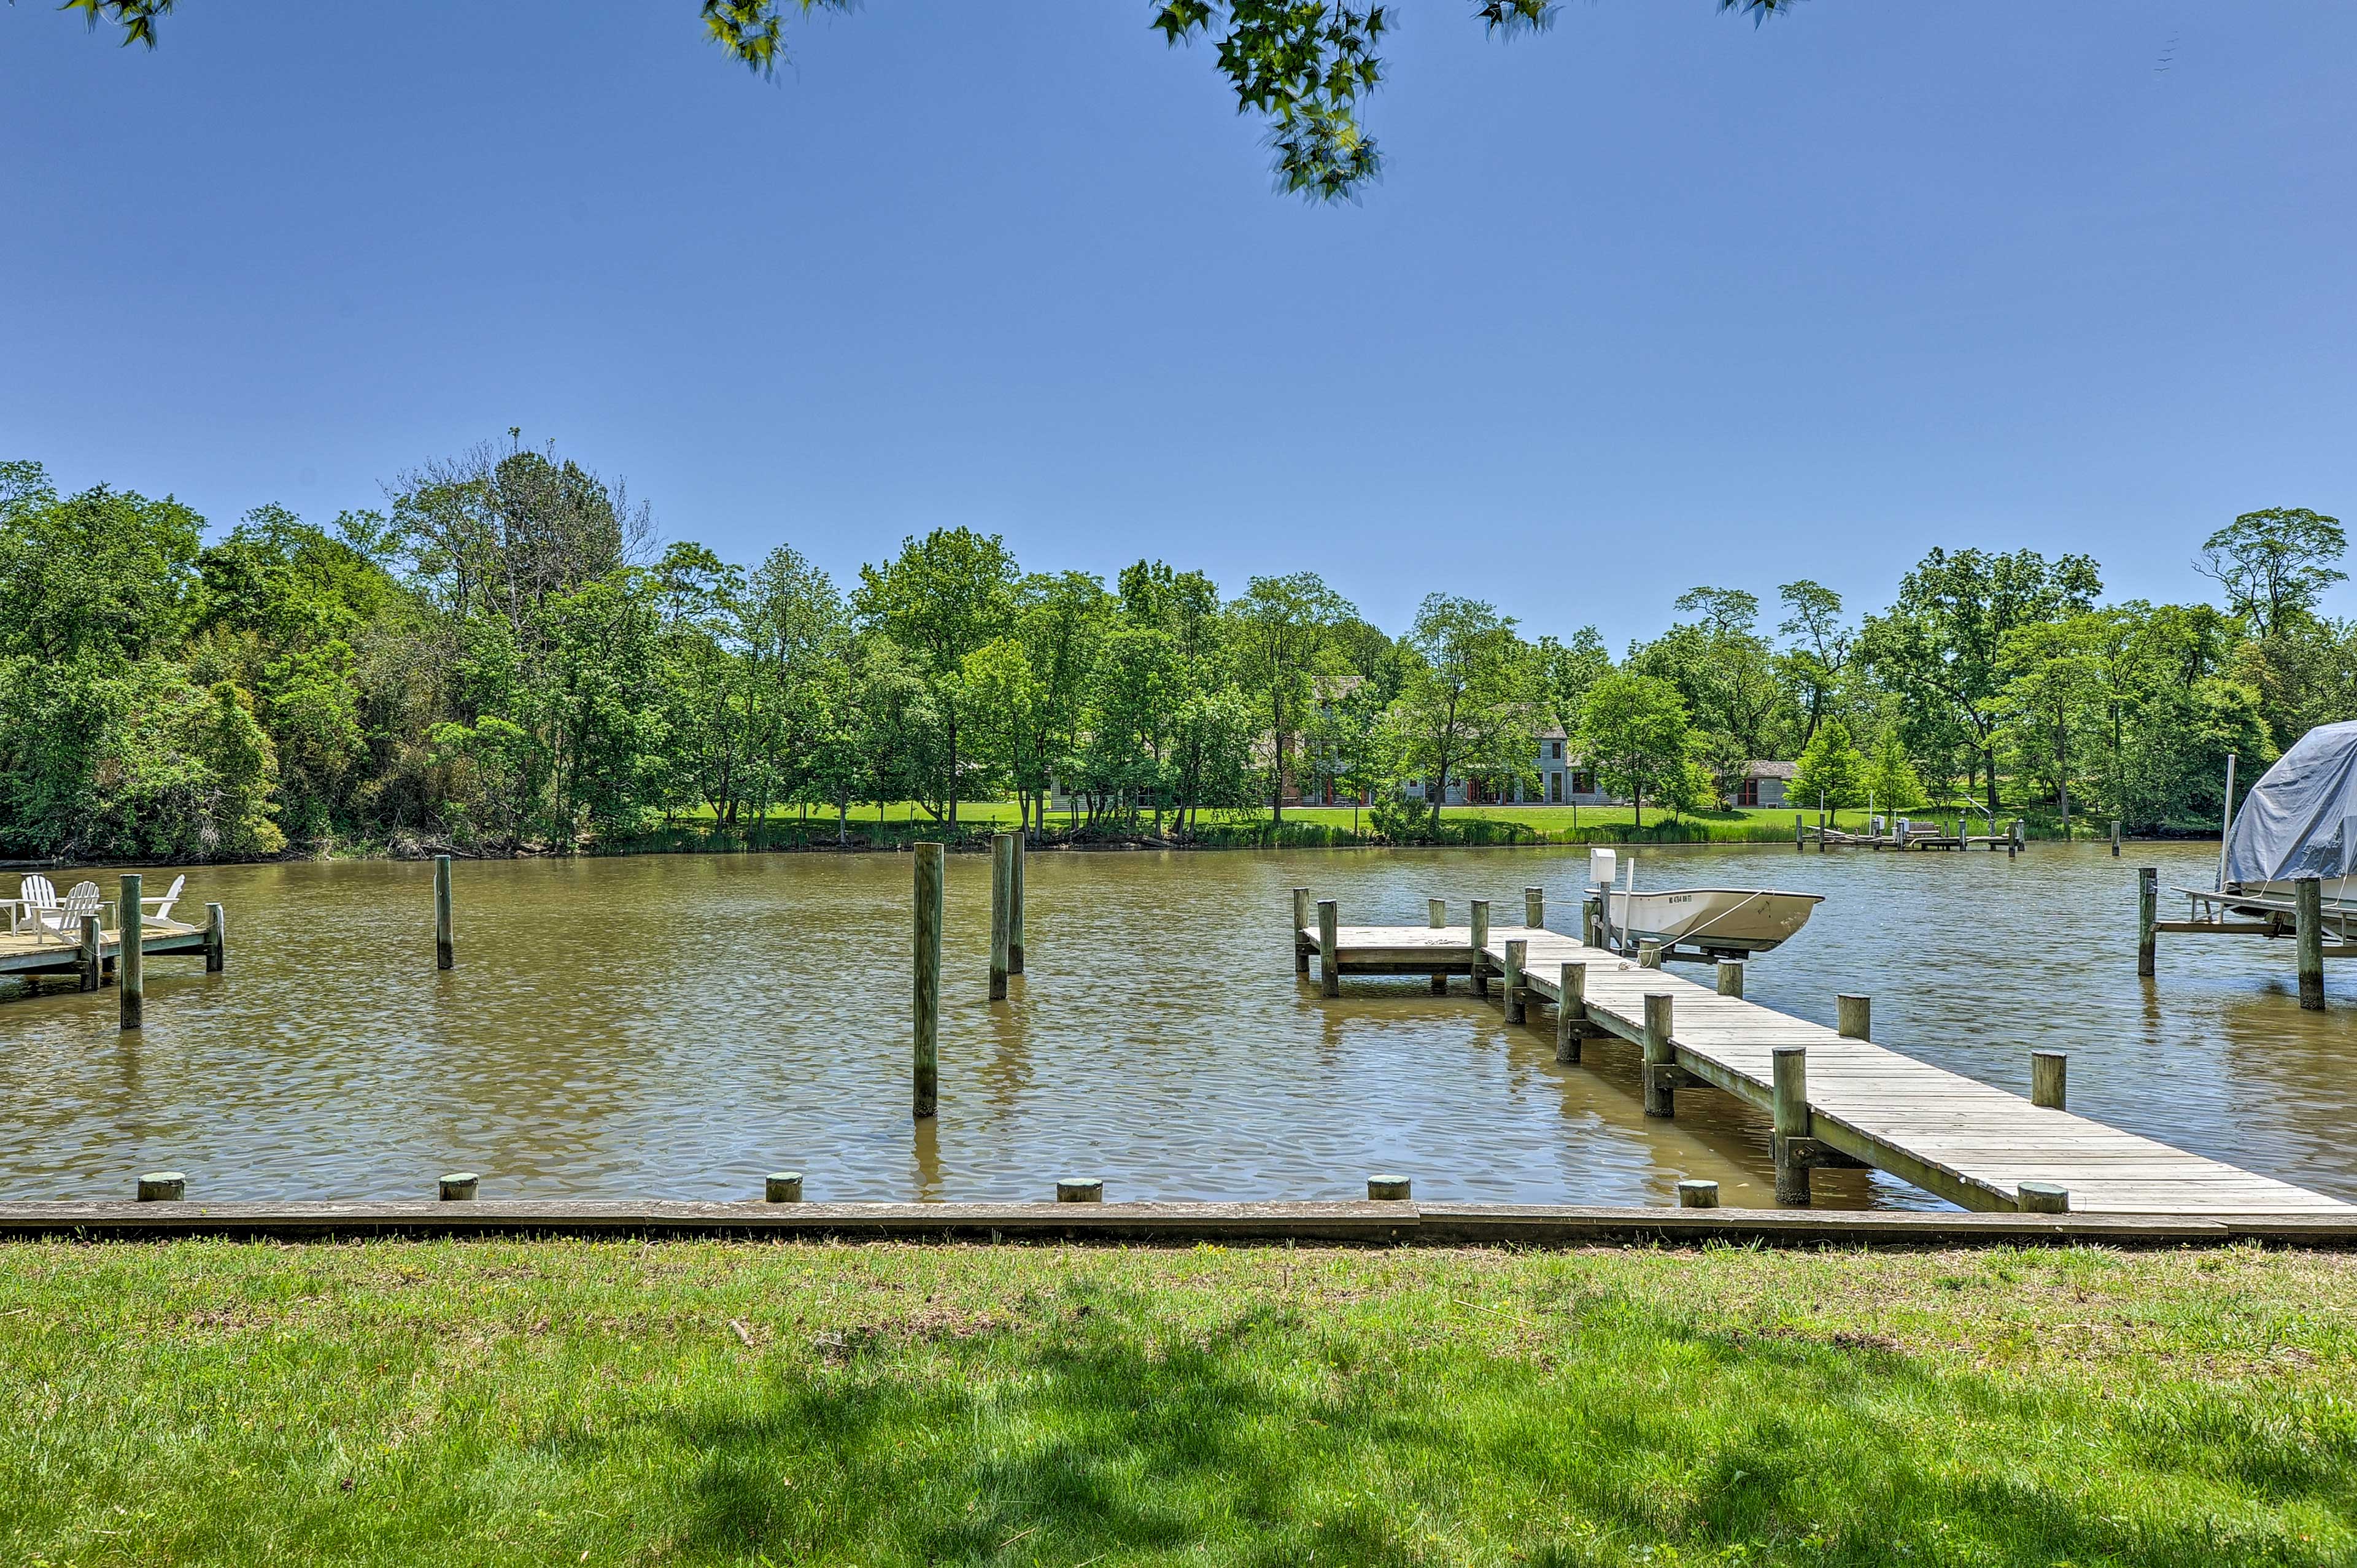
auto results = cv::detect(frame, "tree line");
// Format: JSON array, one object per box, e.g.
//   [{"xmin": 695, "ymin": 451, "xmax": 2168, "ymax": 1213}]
[{"xmin": 0, "ymin": 443, "xmax": 2343, "ymax": 859}]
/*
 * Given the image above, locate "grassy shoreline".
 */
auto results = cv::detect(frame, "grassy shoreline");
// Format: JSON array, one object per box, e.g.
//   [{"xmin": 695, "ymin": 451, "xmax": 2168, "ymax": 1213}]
[{"xmin": 3, "ymin": 1238, "xmax": 2351, "ymax": 1565}]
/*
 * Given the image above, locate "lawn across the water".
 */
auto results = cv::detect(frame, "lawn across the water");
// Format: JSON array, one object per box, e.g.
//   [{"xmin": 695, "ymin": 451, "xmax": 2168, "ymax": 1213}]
[{"xmin": 3, "ymin": 1238, "xmax": 2351, "ymax": 1565}]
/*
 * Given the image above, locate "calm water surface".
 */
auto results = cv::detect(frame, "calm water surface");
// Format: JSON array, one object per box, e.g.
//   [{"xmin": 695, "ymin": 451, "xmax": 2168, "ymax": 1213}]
[{"xmin": 3, "ymin": 843, "xmax": 2351, "ymax": 1208}]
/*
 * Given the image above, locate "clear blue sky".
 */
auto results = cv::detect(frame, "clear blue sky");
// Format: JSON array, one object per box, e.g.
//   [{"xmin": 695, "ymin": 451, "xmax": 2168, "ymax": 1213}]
[{"xmin": 5, "ymin": 1, "xmax": 2351, "ymax": 647}]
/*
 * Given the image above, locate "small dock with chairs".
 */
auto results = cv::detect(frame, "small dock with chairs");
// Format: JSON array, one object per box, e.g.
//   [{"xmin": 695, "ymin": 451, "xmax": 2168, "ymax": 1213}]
[
  {"xmin": 1294, "ymin": 886, "xmax": 2350, "ymax": 1217},
  {"xmin": 2, "ymin": 871, "xmax": 226, "ymax": 1026}
]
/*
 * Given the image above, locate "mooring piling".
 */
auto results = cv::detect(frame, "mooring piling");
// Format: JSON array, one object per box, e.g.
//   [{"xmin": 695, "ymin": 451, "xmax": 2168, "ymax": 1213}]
[
  {"xmin": 1641, "ymin": 992, "xmax": 1676, "ymax": 1118},
  {"xmin": 1836, "ymin": 994, "xmax": 1870, "ymax": 1040},
  {"xmin": 765, "ymin": 1172, "xmax": 805, "ymax": 1203},
  {"xmin": 913, "ymin": 841, "xmax": 943, "ymax": 1119},
  {"xmin": 1502, "ymin": 938, "xmax": 1527, "ymax": 1024},
  {"xmin": 204, "ymin": 902, "xmax": 226, "ymax": 973},
  {"xmin": 117, "ymin": 873, "xmax": 142, "ymax": 1030},
  {"xmin": 1056, "ymin": 1178, "xmax": 1103, "ymax": 1203},
  {"xmin": 2297, "ymin": 875, "xmax": 2324, "ymax": 1010},
  {"xmin": 1318, "ymin": 899, "xmax": 1341, "ymax": 998},
  {"xmin": 1367, "ymin": 1174, "xmax": 1412, "ymax": 1201},
  {"xmin": 2018, "ymin": 1181, "xmax": 2070, "ymax": 1213},
  {"xmin": 2030, "ymin": 1049, "xmax": 2067, "ymax": 1110},
  {"xmin": 1581, "ymin": 894, "xmax": 1601, "ymax": 947},
  {"xmin": 434, "ymin": 854, "xmax": 454, "ymax": 970},
  {"xmin": 1524, "ymin": 886, "xmax": 1544, "ymax": 929},
  {"xmin": 1008, "ymin": 830, "xmax": 1026, "ymax": 975},
  {"xmin": 1556, "ymin": 961, "xmax": 1587, "ymax": 1064},
  {"xmin": 1469, "ymin": 900, "xmax": 1490, "ymax": 995},
  {"xmin": 1293, "ymin": 887, "xmax": 1312, "ymax": 975},
  {"xmin": 78, "ymin": 914, "xmax": 101, "ymax": 992},
  {"xmin": 2111, "ymin": 820, "xmax": 2121, "ymax": 857},
  {"xmin": 1772, "ymin": 1046, "xmax": 1811, "ymax": 1205},
  {"xmin": 1428, "ymin": 898, "xmax": 1448, "ymax": 991},
  {"xmin": 988, "ymin": 831, "xmax": 1014, "ymax": 1001},
  {"xmin": 1716, "ymin": 959, "xmax": 1744, "ymax": 998},
  {"xmin": 1638, "ymin": 939, "xmax": 1662, "ymax": 969},
  {"xmin": 439, "ymin": 1172, "xmax": 479, "ymax": 1202},
  {"xmin": 2136, "ymin": 866, "xmax": 2158, "ymax": 977},
  {"xmin": 136, "ymin": 1172, "xmax": 186, "ymax": 1203},
  {"xmin": 1676, "ymin": 1179, "xmax": 1720, "ymax": 1209}
]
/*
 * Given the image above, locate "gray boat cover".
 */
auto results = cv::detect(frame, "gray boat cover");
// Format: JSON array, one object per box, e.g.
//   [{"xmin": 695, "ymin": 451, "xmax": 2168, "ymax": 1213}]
[{"xmin": 2223, "ymin": 721, "xmax": 2357, "ymax": 886}]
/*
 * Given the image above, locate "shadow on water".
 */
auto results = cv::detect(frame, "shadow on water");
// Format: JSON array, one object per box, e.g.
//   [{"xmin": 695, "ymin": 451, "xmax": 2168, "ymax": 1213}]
[{"xmin": 0, "ymin": 841, "xmax": 2347, "ymax": 1205}]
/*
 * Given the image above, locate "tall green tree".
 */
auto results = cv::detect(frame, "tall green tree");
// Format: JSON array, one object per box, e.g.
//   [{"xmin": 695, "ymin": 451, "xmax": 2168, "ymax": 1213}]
[
  {"xmin": 1860, "ymin": 547, "xmax": 2102, "ymax": 820},
  {"xmin": 2194, "ymin": 508, "xmax": 2347, "ymax": 638},
  {"xmin": 1576, "ymin": 673, "xmax": 1691, "ymax": 829},
  {"xmin": 853, "ymin": 528, "xmax": 1019, "ymax": 828},
  {"xmin": 1392, "ymin": 594, "xmax": 1533, "ymax": 828},
  {"xmin": 1230, "ymin": 573, "xmax": 1351, "ymax": 825}
]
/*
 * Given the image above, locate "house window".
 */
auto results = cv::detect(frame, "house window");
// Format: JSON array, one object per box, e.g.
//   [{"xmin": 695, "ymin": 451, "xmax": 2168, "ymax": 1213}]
[
  {"xmin": 1550, "ymin": 740, "xmax": 1563, "ymax": 760},
  {"xmin": 1549, "ymin": 773, "xmax": 1562, "ymax": 804},
  {"xmin": 1572, "ymin": 771, "xmax": 1595, "ymax": 796}
]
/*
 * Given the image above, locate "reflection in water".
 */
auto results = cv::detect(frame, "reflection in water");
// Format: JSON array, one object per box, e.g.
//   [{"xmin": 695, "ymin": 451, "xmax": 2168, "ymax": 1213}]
[{"xmin": 0, "ymin": 843, "xmax": 2349, "ymax": 1209}]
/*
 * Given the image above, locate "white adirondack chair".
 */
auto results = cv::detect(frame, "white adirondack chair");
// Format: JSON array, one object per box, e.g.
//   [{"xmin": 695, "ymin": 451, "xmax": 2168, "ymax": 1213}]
[
  {"xmin": 141, "ymin": 873, "xmax": 190, "ymax": 930},
  {"xmin": 15, "ymin": 874, "xmax": 58, "ymax": 935},
  {"xmin": 31, "ymin": 881, "xmax": 99, "ymax": 946}
]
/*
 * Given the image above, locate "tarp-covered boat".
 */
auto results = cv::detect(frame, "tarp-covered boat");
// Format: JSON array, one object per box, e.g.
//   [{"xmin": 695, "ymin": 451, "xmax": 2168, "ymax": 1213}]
[{"xmin": 2222, "ymin": 720, "xmax": 2357, "ymax": 900}]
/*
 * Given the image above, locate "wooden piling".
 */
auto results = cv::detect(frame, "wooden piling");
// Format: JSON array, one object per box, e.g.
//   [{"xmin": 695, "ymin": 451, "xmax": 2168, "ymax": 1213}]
[
  {"xmin": 1772, "ymin": 1046, "xmax": 1811, "ymax": 1205},
  {"xmin": 1641, "ymin": 992, "xmax": 1676, "ymax": 1118},
  {"xmin": 1056, "ymin": 1178, "xmax": 1103, "ymax": 1203},
  {"xmin": 1008, "ymin": 830, "xmax": 1025, "ymax": 975},
  {"xmin": 1524, "ymin": 887, "xmax": 1544, "ymax": 929},
  {"xmin": 988, "ymin": 832, "xmax": 1013, "ymax": 1001},
  {"xmin": 434, "ymin": 854, "xmax": 454, "ymax": 970},
  {"xmin": 1582, "ymin": 894, "xmax": 1600, "ymax": 948},
  {"xmin": 2018, "ymin": 1181, "xmax": 2070, "ymax": 1214},
  {"xmin": 2136, "ymin": 866, "xmax": 2157, "ymax": 978},
  {"xmin": 1366, "ymin": 1175, "xmax": 1412, "ymax": 1201},
  {"xmin": 1318, "ymin": 899, "xmax": 1341, "ymax": 998},
  {"xmin": 2296, "ymin": 875, "xmax": 2324, "ymax": 1010},
  {"xmin": 1795, "ymin": 814, "xmax": 1805, "ymax": 851},
  {"xmin": 1836, "ymin": 994, "xmax": 1870, "ymax": 1040},
  {"xmin": 2030, "ymin": 1049, "xmax": 2067, "ymax": 1110},
  {"xmin": 1676, "ymin": 1179, "xmax": 1720, "ymax": 1208},
  {"xmin": 1502, "ymin": 939, "xmax": 1527, "ymax": 1024},
  {"xmin": 439, "ymin": 1172, "xmax": 479, "ymax": 1202},
  {"xmin": 1638, "ymin": 939, "xmax": 1662, "ymax": 969},
  {"xmin": 913, "ymin": 842, "xmax": 943, "ymax": 1119},
  {"xmin": 136, "ymin": 1172, "xmax": 185, "ymax": 1203},
  {"xmin": 1293, "ymin": 887, "xmax": 1312, "ymax": 975},
  {"xmin": 1556, "ymin": 962, "xmax": 1586, "ymax": 1064},
  {"xmin": 2111, "ymin": 820, "xmax": 2121, "ymax": 857},
  {"xmin": 1469, "ymin": 900, "xmax": 1490, "ymax": 995},
  {"xmin": 1429, "ymin": 898, "xmax": 1447, "ymax": 992},
  {"xmin": 118, "ymin": 873, "xmax": 142, "ymax": 1030},
  {"xmin": 77, "ymin": 914, "xmax": 101, "ymax": 992},
  {"xmin": 765, "ymin": 1172, "xmax": 805, "ymax": 1203},
  {"xmin": 203, "ymin": 902, "xmax": 225, "ymax": 973},
  {"xmin": 1716, "ymin": 959, "xmax": 1744, "ymax": 998}
]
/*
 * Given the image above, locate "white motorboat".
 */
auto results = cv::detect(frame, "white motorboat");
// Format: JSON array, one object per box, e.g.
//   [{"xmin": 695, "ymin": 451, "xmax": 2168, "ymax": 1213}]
[{"xmin": 1604, "ymin": 886, "xmax": 1823, "ymax": 958}]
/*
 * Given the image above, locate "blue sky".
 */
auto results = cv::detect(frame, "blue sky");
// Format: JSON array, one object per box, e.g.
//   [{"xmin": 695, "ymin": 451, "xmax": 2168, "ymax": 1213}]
[{"xmin": 4, "ymin": 1, "xmax": 2351, "ymax": 647}]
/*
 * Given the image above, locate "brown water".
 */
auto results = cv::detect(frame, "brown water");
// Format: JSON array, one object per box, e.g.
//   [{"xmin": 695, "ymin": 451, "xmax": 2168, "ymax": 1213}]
[{"xmin": 3, "ymin": 843, "xmax": 2351, "ymax": 1208}]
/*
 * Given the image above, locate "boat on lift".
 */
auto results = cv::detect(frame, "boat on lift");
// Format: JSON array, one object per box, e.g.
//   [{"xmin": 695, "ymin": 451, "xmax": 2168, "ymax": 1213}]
[{"xmin": 1590, "ymin": 849, "xmax": 1822, "ymax": 961}]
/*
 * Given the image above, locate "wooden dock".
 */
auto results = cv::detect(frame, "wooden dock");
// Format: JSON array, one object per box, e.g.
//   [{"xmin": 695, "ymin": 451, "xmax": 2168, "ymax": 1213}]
[
  {"xmin": 1299, "ymin": 903, "xmax": 2349, "ymax": 1216},
  {"xmin": 0, "ymin": 919, "xmax": 217, "ymax": 980}
]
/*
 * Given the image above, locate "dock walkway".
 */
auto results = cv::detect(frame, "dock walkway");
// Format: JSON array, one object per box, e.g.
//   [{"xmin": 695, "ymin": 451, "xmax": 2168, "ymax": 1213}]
[{"xmin": 1301, "ymin": 914, "xmax": 2347, "ymax": 1216}]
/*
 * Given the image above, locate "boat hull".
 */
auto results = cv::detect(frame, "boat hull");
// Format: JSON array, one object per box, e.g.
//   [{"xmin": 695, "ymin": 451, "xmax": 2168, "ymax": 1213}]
[{"xmin": 1606, "ymin": 888, "xmax": 1823, "ymax": 957}]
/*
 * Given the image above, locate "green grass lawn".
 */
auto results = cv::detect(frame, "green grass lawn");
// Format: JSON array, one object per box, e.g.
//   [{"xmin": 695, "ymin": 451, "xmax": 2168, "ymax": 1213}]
[{"xmin": 4, "ymin": 1239, "xmax": 2351, "ymax": 1565}]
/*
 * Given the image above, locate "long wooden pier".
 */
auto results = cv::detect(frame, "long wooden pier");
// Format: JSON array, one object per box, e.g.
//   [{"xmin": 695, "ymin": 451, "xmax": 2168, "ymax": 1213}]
[{"xmin": 1298, "ymin": 897, "xmax": 2348, "ymax": 1216}]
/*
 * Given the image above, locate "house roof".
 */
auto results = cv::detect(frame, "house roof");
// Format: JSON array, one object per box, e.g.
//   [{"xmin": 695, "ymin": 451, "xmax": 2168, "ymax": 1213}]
[{"xmin": 1748, "ymin": 760, "xmax": 1798, "ymax": 779}]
